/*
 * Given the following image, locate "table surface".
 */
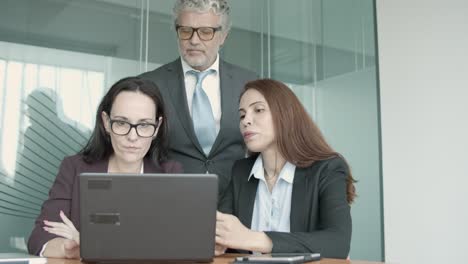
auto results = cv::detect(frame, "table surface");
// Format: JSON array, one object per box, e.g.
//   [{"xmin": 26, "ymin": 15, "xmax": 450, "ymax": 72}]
[{"xmin": 43, "ymin": 254, "xmax": 386, "ymax": 264}]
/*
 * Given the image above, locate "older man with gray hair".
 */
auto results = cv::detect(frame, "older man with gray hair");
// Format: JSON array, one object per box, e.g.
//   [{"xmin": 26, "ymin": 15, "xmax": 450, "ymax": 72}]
[{"xmin": 140, "ymin": 0, "xmax": 256, "ymax": 201}]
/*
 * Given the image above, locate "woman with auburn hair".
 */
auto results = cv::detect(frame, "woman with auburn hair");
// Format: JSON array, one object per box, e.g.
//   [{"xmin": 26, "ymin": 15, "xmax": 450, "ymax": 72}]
[{"xmin": 216, "ymin": 79, "xmax": 356, "ymax": 259}]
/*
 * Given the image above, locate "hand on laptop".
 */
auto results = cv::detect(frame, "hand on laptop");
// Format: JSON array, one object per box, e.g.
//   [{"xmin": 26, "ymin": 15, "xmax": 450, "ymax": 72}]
[
  {"xmin": 215, "ymin": 211, "xmax": 253, "ymax": 250},
  {"xmin": 214, "ymin": 244, "xmax": 227, "ymax": 256},
  {"xmin": 62, "ymin": 238, "xmax": 80, "ymax": 259},
  {"xmin": 41, "ymin": 211, "xmax": 80, "ymax": 259},
  {"xmin": 216, "ymin": 211, "xmax": 273, "ymax": 253},
  {"xmin": 42, "ymin": 237, "xmax": 80, "ymax": 259},
  {"xmin": 43, "ymin": 210, "xmax": 80, "ymax": 245}
]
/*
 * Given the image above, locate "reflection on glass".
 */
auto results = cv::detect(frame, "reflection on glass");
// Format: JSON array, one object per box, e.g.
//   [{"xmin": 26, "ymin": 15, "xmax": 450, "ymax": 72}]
[
  {"xmin": 0, "ymin": 0, "xmax": 146, "ymax": 252},
  {"xmin": 2, "ymin": 61, "xmax": 22, "ymax": 177},
  {"xmin": 0, "ymin": 42, "xmax": 108, "ymax": 252}
]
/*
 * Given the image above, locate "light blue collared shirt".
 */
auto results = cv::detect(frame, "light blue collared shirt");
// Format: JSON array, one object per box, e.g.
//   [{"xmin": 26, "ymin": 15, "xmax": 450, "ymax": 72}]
[{"xmin": 249, "ymin": 154, "xmax": 296, "ymax": 233}]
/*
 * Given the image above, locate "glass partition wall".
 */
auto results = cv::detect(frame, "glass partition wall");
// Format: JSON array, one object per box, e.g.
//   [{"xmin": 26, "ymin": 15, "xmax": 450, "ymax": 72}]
[
  {"xmin": 0, "ymin": 0, "xmax": 145, "ymax": 253},
  {"xmin": 0, "ymin": 0, "xmax": 382, "ymax": 261}
]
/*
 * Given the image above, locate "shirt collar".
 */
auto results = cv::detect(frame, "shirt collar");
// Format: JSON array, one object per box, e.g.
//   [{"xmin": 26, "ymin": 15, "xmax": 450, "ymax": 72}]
[
  {"xmin": 181, "ymin": 54, "xmax": 219, "ymax": 76},
  {"xmin": 248, "ymin": 155, "xmax": 265, "ymax": 182},
  {"xmin": 247, "ymin": 154, "xmax": 296, "ymax": 184}
]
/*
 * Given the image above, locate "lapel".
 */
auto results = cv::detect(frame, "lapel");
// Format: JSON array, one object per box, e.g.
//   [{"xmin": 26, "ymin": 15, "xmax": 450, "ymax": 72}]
[
  {"xmin": 142, "ymin": 157, "xmax": 163, "ymax": 173},
  {"xmin": 85, "ymin": 158, "xmax": 108, "ymax": 172},
  {"xmin": 166, "ymin": 58, "xmax": 205, "ymax": 154},
  {"xmin": 290, "ymin": 167, "xmax": 307, "ymax": 231},
  {"xmin": 237, "ymin": 160, "xmax": 258, "ymax": 228},
  {"xmin": 208, "ymin": 60, "xmax": 236, "ymax": 157}
]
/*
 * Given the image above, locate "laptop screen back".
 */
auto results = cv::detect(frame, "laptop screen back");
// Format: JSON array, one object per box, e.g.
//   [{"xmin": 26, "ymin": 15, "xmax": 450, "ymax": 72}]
[{"xmin": 79, "ymin": 173, "xmax": 218, "ymax": 262}]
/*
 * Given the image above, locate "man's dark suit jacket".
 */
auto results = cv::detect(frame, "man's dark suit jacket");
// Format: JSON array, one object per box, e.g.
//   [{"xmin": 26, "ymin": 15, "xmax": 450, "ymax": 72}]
[
  {"xmin": 219, "ymin": 156, "xmax": 352, "ymax": 259},
  {"xmin": 139, "ymin": 58, "xmax": 257, "ymax": 199},
  {"xmin": 27, "ymin": 154, "xmax": 182, "ymax": 255}
]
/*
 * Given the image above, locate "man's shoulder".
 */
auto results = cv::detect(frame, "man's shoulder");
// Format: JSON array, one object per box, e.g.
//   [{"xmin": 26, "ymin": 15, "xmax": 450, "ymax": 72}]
[
  {"xmin": 139, "ymin": 58, "xmax": 181, "ymax": 80},
  {"xmin": 220, "ymin": 59, "xmax": 257, "ymax": 79}
]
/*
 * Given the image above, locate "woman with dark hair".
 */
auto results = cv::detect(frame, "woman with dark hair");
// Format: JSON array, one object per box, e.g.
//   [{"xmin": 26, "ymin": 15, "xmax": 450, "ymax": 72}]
[
  {"xmin": 216, "ymin": 79, "xmax": 356, "ymax": 259},
  {"xmin": 28, "ymin": 77, "xmax": 182, "ymax": 259}
]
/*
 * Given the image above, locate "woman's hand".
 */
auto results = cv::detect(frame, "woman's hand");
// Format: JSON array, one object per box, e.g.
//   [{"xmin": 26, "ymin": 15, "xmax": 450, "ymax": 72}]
[
  {"xmin": 216, "ymin": 211, "xmax": 272, "ymax": 253},
  {"xmin": 216, "ymin": 211, "xmax": 251, "ymax": 249},
  {"xmin": 44, "ymin": 210, "xmax": 80, "ymax": 244},
  {"xmin": 62, "ymin": 239, "xmax": 80, "ymax": 259},
  {"xmin": 214, "ymin": 244, "xmax": 227, "ymax": 256},
  {"xmin": 43, "ymin": 210, "xmax": 80, "ymax": 258},
  {"xmin": 43, "ymin": 237, "xmax": 80, "ymax": 259}
]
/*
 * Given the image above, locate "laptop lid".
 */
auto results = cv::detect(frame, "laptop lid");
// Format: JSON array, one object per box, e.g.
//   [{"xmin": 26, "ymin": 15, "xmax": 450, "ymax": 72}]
[{"xmin": 79, "ymin": 173, "xmax": 218, "ymax": 262}]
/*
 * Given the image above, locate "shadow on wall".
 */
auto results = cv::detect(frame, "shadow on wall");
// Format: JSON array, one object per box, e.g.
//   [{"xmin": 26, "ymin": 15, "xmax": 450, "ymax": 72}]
[{"xmin": 0, "ymin": 88, "xmax": 90, "ymax": 252}]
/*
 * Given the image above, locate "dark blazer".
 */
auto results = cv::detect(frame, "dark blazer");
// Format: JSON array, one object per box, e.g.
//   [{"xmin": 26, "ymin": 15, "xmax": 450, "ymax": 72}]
[
  {"xmin": 139, "ymin": 58, "xmax": 257, "ymax": 199},
  {"xmin": 219, "ymin": 156, "xmax": 352, "ymax": 259},
  {"xmin": 27, "ymin": 154, "xmax": 182, "ymax": 255}
]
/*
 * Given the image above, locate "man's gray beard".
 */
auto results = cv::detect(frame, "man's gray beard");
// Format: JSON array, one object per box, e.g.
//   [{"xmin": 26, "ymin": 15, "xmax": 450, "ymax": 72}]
[{"xmin": 184, "ymin": 56, "xmax": 207, "ymax": 68}]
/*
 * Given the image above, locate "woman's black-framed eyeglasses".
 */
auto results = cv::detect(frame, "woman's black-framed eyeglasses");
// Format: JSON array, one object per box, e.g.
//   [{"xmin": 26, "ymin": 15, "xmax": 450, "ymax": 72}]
[{"xmin": 109, "ymin": 119, "xmax": 158, "ymax": 138}]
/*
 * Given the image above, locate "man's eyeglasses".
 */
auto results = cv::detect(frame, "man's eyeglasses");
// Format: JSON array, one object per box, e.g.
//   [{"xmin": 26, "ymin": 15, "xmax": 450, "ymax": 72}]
[
  {"xmin": 176, "ymin": 25, "xmax": 222, "ymax": 41},
  {"xmin": 109, "ymin": 119, "xmax": 158, "ymax": 138}
]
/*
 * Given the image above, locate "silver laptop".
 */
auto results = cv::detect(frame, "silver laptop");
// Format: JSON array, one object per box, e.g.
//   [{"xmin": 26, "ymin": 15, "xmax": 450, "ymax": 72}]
[{"xmin": 79, "ymin": 173, "xmax": 218, "ymax": 262}]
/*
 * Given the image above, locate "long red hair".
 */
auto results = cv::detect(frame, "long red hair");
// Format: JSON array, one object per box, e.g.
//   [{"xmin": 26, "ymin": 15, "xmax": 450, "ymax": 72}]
[{"xmin": 241, "ymin": 79, "xmax": 356, "ymax": 203}]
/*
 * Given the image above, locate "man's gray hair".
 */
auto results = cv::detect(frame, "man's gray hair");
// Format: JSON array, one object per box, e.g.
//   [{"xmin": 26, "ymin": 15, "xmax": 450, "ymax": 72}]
[{"xmin": 173, "ymin": 0, "xmax": 231, "ymax": 33}]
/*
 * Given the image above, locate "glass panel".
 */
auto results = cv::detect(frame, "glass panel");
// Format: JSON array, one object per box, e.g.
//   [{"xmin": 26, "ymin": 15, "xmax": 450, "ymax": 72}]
[
  {"xmin": 139, "ymin": 1, "xmax": 177, "ymax": 70},
  {"xmin": 219, "ymin": 0, "xmax": 264, "ymax": 75},
  {"xmin": 145, "ymin": 0, "xmax": 382, "ymax": 261},
  {"xmin": 267, "ymin": 0, "xmax": 382, "ymax": 261},
  {"xmin": 0, "ymin": 0, "xmax": 145, "ymax": 252},
  {"xmin": 0, "ymin": 0, "xmax": 382, "ymax": 261}
]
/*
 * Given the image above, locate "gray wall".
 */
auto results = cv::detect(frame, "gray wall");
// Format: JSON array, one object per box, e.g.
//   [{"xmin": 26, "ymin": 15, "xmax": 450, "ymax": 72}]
[{"xmin": 377, "ymin": 0, "xmax": 468, "ymax": 263}]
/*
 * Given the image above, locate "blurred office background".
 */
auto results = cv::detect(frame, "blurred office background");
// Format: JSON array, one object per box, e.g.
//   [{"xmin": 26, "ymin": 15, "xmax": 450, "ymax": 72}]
[
  {"xmin": 0, "ymin": 0, "xmax": 381, "ymax": 260},
  {"xmin": 0, "ymin": 1, "xmax": 466, "ymax": 264}
]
